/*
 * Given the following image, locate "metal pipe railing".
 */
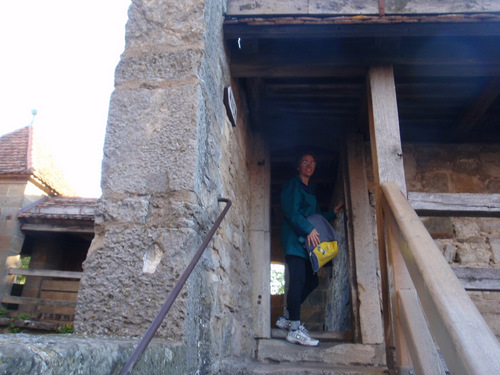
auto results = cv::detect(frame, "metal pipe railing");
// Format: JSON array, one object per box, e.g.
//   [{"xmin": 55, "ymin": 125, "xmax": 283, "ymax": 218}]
[{"xmin": 119, "ymin": 198, "xmax": 231, "ymax": 375}]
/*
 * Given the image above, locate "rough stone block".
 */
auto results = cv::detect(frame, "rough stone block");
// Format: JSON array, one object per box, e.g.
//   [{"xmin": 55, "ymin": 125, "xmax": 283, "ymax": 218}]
[
  {"xmin": 490, "ymin": 238, "xmax": 500, "ymax": 264},
  {"xmin": 421, "ymin": 217, "xmax": 454, "ymax": 239}
]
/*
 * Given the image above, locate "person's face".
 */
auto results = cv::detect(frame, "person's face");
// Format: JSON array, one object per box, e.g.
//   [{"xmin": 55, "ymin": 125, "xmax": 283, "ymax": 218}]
[{"xmin": 298, "ymin": 154, "xmax": 316, "ymax": 180}]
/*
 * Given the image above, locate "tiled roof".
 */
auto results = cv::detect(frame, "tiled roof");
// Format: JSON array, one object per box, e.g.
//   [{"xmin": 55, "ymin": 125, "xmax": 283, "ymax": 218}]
[
  {"xmin": 0, "ymin": 126, "xmax": 77, "ymax": 196},
  {"xmin": 18, "ymin": 197, "xmax": 97, "ymax": 221}
]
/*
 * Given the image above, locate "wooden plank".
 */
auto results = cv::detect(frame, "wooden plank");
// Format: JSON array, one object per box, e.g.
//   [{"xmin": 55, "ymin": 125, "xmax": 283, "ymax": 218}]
[
  {"xmin": 20, "ymin": 223, "xmax": 94, "ymax": 234},
  {"xmin": 346, "ymin": 135, "xmax": 384, "ymax": 344},
  {"xmin": 382, "ymin": 181, "xmax": 500, "ymax": 374},
  {"xmin": 397, "ymin": 289, "xmax": 446, "ymax": 375},
  {"xmin": 8, "ymin": 268, "xmax": 83, "ymax": 279},
  {"xmin": 452, "ymin": 266, "xmax": 500, "ymax": 291},
  {"xmin": 37, "ymin": 305, "xmax": 76, "ymax": 316},
  {"xmin": 409, "ymin": 192, "xmax": 500, "ymax": 217},
  {"xmin": 226, "ymin": 0, "xmax": 309, "ymax": 16},
  {"xmin": 1, "ymin": 295, "xmax": 77, "ymax": 308},
  {"xmin": 41, "ymin": 280, "xmax": 81, "ymax": 293},
  {"xmin": 40, "ymin": 291, "xmax": 78, "ymax": 301},
  {"xmin": 367, "ymin": 64, "xmax": 408, "ymax": 368}
]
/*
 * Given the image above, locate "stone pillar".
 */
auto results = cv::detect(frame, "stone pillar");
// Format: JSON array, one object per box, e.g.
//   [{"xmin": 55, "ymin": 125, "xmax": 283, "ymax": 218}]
[{"xmin": 75, "ymin": 0, "xmax": 256, "ymax": 371}]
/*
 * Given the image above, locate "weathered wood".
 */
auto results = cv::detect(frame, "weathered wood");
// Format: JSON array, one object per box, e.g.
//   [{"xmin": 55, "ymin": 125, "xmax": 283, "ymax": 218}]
[
  {"xmin": 409, "ymin": 192, "xmax": 500, "ymax": 216},
  {"xmin": 346, "ymin": 135, "xmax": 384, "ymax": 344},
  {"xmin": 382, "ymin": 181, "xmax": 500, "ymax": 375},
  {"xmin": 20, "ymin": 223, "xmax": 94, "ymax": 234},
  {"xmin": 367, "ymin": 65, "xmax": 407, "ymax": 194},
  {"xmin": 452, "ymin": 266, "xmax": 500, "ymax": 291},
  {"xmin": 367, "ymin": 64, "xmax": 408, "ymax": 367},
  {"xmin": 1, "ymin": 295, "xmax": 77, "ymax": 308},
  {"xmin": 226, "ymin": 0, "xmax": 309, "ymax": 16},
  {"xmin": 397, "ymin": 289, "xmax": 446, "ymax": 375},
  {"xmin": 39, "ymin": 291, "xmax": 78, "ymax": 301},
  {"xmin": 41, "ymin": 280, "xmax": 81, "ymax": 293},
  {"xmin": 0, "ymin": 317, "xmax": 61, "ymax": 331},
  {"xmin": 8, "ymin": 268, "xmax": 83, "ymax": 279}
]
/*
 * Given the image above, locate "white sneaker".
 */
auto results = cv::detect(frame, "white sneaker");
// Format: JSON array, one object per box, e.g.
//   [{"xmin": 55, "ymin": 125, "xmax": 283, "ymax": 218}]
[
  {"xmin": 276, "ymin": 316, "xmax": 291, "ymax": 330},
  {"xmin": 286, "ymin": 326, "xmax": 319, "ymax": 347}
]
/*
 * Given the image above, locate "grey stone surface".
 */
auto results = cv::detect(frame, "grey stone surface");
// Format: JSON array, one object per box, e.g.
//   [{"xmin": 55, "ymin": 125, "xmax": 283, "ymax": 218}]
[{"xmin": 0, "ymin": 334, "xmax": 186, "ymax": 375}]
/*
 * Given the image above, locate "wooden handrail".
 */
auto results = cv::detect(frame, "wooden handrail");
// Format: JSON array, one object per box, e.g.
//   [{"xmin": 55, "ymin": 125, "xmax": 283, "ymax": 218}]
[{"xmin": 381, "ymin": 182, "xmax": 500, "ymax": 374}]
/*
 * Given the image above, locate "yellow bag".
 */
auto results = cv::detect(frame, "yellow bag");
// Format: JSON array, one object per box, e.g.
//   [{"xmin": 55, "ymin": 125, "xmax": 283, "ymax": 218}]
[{"xmin": 309, "ymin": 240, "xmax": 338, "ymax": 273}]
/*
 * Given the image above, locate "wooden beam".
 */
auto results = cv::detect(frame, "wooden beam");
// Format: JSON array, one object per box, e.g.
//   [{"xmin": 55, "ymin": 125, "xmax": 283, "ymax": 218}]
[
  {"xmin": 408, "ymin": 192, "xmax": 500, "ymax": 216},
  {"xmin": 455, "ymin": 78, "xmax": 500, "ymax": 138},
  {"xmin": 346, "ymin": 135, "xmax": 384, "ymax": 345},
  {"xmin": 397, "ymin": 289, "xmax": 446, "ymax": 375},
  {"xmin": 1, "ymin": 295, "xmax": 77, "ymax": 308},
  {"xmin": 452, "ymin": 266, "xmax": 500, "ymax": 291},
  {"xmin": 20, "ymin": 223, "xmax": 94, "ymax": 234},
  {"xmin": 8, "ymin": 268, "xmax": 83, "ymax": 279},
  {"xmin": 367, "ymin": 64, "xmax": 409, "ymax": 368}
]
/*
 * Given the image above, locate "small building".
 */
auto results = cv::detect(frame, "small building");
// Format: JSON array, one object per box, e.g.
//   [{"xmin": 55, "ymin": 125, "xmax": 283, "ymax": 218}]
[{"xmin": 0, "ymin": 126, "xmax": 96, "ymax": 330}]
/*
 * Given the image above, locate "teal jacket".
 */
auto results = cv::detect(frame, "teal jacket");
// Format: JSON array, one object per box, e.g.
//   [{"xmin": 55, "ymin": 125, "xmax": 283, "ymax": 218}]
[{"xmin": 281, "ymin": 176, "xmax": 336, "ymax": 259}]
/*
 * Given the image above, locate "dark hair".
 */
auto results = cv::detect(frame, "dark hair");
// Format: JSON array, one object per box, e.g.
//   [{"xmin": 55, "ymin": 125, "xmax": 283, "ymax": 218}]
[{"xmin": 296, "ymin": 151, "xmax": 317, "ymax": 168}]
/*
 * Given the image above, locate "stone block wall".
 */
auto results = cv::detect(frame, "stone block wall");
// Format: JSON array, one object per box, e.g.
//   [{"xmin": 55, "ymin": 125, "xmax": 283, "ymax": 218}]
[
  {"xmin": 367, "ymin": 143, "xmax": 500, "ymax": 338},
  {"xmin": 75, "ymin": 0, "xmax": 256, "ymax": 372}
]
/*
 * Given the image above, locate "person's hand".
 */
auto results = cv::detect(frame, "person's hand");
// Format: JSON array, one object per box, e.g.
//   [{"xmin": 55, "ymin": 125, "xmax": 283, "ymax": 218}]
[
  {"xmin": 307, "ymin": 228, "xmax": 321, "ymax": 248},
  {"xmin": 334, "ymin": 200, "xmax": 345, "ymax": 214}
]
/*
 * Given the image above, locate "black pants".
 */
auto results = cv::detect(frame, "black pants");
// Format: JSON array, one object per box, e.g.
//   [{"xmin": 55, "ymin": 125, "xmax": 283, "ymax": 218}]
[{"xmin": 285, "ymin": 255, "xmax": 318, "ymax": 321}]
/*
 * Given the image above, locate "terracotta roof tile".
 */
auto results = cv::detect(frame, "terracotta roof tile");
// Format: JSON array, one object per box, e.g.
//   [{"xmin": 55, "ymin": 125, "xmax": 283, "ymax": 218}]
[
  {"xmin": 18, "ymin": 196, "xmax": 97, "ymax": 221},
  {"xmin": 0, "ymin": 126, "xmax": 77, "ymax": 196}
]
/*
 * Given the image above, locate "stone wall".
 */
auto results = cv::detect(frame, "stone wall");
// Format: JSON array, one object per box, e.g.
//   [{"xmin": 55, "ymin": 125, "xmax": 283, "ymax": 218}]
[
  {"xmin": 367, "ymin": 142, "xmax": 500, "ymax": 338},
  {"xmin": 75, "ymin": 0, "xmax": 256, "ymax": 372},
  {"xmin": 0, "ymin": 179, "xmax": 47, "ymax": 296}
]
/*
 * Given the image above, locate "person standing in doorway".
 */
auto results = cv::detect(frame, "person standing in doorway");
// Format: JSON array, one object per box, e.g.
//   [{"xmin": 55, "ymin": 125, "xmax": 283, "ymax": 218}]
[{"xmin": 276, "ymin": 152, "xmax": 344, "ymax": 346}]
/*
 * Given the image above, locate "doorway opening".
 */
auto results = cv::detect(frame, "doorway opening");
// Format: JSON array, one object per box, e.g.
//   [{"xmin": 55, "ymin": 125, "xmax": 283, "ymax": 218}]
[{"xmin": 269, "ymin": 146, "xmax": 352, "ymax": 335}]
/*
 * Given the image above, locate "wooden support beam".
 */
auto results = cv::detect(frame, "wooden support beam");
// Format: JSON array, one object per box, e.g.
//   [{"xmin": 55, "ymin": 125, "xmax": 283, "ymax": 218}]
[
  {"xmin": 346, "ymin": 135, "xmax": 384, "ymax": 344},
  {"xmin": 367, "ymin": 64, "xmax": 409, "ymax": 369},
  {"xmin": 409, "ymin": 192, "xmax": 500, "ymax": 216},
  {"xmin": 20, "ymin": 223, "xmax": 94, "ymax": 234}
]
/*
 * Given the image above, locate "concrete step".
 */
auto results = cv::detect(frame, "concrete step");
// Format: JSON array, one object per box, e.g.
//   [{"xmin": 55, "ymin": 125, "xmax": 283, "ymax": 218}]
[{"xmin": 257, "ymin": 339, "xmax": 386, "ymax": 367}]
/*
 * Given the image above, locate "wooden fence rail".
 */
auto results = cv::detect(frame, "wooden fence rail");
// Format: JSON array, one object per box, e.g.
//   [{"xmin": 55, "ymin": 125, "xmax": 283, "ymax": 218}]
[{"xmin": 381, "ymin": 182, "xmax": 500, "ymax": 375}]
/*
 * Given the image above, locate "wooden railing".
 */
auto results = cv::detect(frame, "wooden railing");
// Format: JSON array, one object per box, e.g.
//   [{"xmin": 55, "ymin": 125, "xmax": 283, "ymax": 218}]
[
  {"xmin": 2, "ymin": 268, "xmax": 82, "ymax": 325},
  {"xmin": 381, "ymin": 182, "xmax": 500, "ymax": 374}
]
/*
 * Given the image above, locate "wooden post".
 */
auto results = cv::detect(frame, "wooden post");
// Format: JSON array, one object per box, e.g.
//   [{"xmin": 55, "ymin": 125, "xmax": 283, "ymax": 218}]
[
  {"xmin": 346, "ymin": 135, "xmax": 384, "ymax": 345},
  {"xmin": 367, "ymin": 65, "xmax": 411, "ymax": 369}
]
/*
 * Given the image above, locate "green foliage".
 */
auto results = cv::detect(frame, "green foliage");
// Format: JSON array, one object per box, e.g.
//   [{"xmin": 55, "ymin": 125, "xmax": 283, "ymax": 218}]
[
  {"xmin": 14, "ymin": 256, "xmax": 31, "ymax": 285},
  {"xmin": 12, "ymin": 313, "xmax": 30, "ymax": 320},
  {"xmin": 57, "ymin": 324, "xmax": 74, "ymax": 334},
  {"xmin": 7, "ymin": 322, "xmax": 20, "ymax": 333},
  {"xmin": 0, "ymin": 307, "xmax": 7, "ymax": 318},
  {"xmin": 270, "ymin": 264, "xmax": 285, "ymax": 295}
]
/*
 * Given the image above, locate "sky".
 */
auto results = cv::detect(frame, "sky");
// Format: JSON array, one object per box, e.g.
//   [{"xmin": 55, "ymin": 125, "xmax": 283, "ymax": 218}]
[{"xmin": 0, "ymin": 1, "xmax": 131, "ymax": 197}]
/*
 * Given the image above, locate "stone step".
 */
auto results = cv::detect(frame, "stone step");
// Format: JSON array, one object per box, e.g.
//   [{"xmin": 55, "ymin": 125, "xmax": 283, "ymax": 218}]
[
  {"xmin": 245, "ymin": 362, "xmax": 389, "ymax": 375},
  {"xmin": 256, "ymin": 338, "xmax": 386, "ymax": 369}
]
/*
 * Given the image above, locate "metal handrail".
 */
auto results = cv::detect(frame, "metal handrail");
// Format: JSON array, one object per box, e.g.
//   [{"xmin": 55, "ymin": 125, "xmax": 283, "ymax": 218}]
[{"xmin": 119, "ymin": 198, "xmax": 232, "ymax": 375}]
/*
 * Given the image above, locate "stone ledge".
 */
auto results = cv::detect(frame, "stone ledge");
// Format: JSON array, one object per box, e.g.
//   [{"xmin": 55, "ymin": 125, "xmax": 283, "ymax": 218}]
[{"xmin": 0, "ymin": 334, "xmax": 186, "ymax": 375}]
